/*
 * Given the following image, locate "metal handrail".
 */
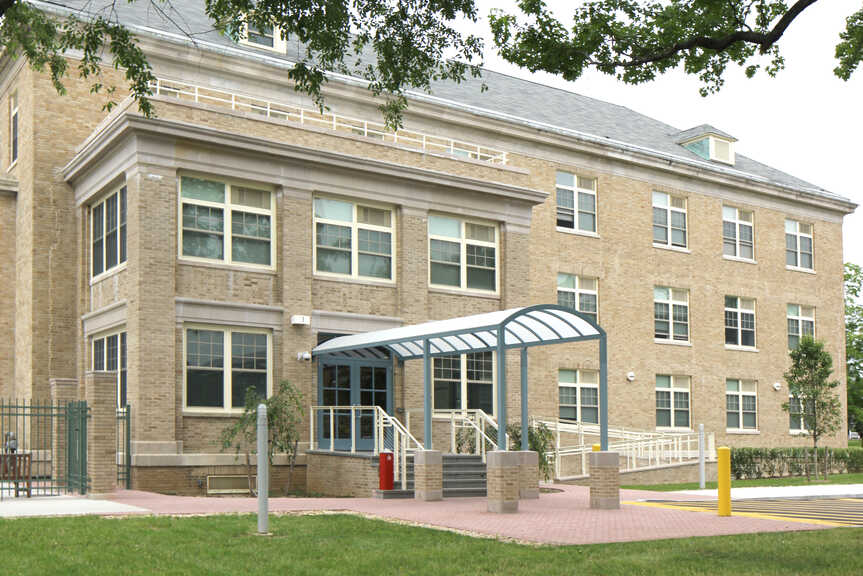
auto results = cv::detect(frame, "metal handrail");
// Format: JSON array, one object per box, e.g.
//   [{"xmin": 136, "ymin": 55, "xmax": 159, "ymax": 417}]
[{"xmin": 149, "ymin": 77, "xmax": 509, "ymax": 165}]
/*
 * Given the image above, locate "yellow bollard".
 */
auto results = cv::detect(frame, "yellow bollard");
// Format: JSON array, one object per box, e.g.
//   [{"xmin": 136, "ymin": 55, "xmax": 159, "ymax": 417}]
[
  {"xmin": 592, "ymin": 444, "xmax": 601, "ymax": 452},
  {"xmin": 717, "ymin": 446, "xmax": 731, "ymax": 517}
]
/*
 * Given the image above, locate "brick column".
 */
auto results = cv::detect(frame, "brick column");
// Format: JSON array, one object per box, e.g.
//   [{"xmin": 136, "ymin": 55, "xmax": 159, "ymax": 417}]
[
  {"xmin": 487, "ymin": 451, "xmax": 520, "ymax": 513},
  {"xmin": 413, "ymin": 450, "xmax": 442, "ymax": 501},
  {"xmin": 518, "ymin": 450, "xmax": 539, "ymax": 499},
  {"xmin": 589, "ymin": 451, "xmax": 620, "ymax": 510},
  {"xmin": 50, "ymin": 378, "xmax": 78, "ymax": 488},
  {"xmin": 85, "ymin": 371, "xmax": 117, "ymax": 495}
]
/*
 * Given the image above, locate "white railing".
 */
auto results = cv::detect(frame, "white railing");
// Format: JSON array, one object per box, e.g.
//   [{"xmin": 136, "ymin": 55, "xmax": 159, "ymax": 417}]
[
  {"xmin": 405, "ymin": 409, "xmax": 501, "ymax": 462},
  {"xmin": 309, "ymin": 405, "xmax": 422, "ymax": 490},
  {"xmin": 148, "ymin": 77, "xmax": 508, "ymax": 165}
]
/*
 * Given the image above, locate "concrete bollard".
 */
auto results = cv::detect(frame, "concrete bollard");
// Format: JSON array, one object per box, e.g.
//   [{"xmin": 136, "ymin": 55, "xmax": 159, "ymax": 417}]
[
  {"xmin": 717, "ymin": 446, "xmax": 731, "ymax": 517},
  {"xmin": 257, "ymin": 404, "xmax": 269, "ymax": 534}
]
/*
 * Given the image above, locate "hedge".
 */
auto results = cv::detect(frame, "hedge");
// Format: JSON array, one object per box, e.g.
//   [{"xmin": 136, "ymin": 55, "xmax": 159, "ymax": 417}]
[{"xmin": 730, "ymin": 447, "xmax": 863, "ymax": 479}]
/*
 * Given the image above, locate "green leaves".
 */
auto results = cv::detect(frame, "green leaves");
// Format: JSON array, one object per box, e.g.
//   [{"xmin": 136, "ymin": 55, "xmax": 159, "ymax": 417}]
[
  {"xmin": 845, "ymin": 263, "xmax": 863, "ymax": 438},
  {"xmin": 835, "ymin": 7, "xmax": 863, "ymax": 80},
  {"xmin": 783, "ymin": 336, "xmax": 842, "ymax": 447}
]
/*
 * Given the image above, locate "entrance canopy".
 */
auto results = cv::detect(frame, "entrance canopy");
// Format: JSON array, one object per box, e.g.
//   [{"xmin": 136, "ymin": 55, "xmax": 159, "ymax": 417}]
[{"xmin": 312, "ymin": 304, "xmax": 608, "ymax": 451}]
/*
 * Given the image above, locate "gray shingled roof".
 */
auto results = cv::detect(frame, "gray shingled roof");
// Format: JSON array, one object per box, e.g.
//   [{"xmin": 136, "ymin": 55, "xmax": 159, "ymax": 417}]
[
  {"xmin": 675, "ymin": 124, "xmax": 737, "ymax": 143},
  {"xmin": 34, "ymin": 0, "xmax": 851, "ymax": 204}
]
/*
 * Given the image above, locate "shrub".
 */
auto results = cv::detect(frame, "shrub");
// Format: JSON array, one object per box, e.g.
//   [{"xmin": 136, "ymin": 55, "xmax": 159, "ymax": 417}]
[{"xmin": 729, "ymin": 446, "xmax": 863, "ymax": 479}]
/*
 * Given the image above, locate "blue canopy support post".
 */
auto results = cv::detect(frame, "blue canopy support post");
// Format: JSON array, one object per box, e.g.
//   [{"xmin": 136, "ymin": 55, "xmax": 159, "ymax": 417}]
[
  {"xmin": 497, "ymin": 328, "xmax": 507, "ymax": 450},
  {"xmin": 423, "ymin": 338, "xmax": 432, "ymax": 450},
  {"xmin": 520, "ymin": 347, "xmax": 528, "ymax": 451},
  {"xmin": 599, "ymin": 333, "xmax": 608, "ymax": 451}
]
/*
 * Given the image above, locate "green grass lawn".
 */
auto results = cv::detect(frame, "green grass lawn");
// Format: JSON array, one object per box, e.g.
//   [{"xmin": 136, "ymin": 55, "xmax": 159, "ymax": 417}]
[
  {"xmin": 0, "ymin": 514, "xmax": 861, "ymax": 575},
  {"xmin": 622, "ymin": 472, "xmax": 863, "ymax": 492}
]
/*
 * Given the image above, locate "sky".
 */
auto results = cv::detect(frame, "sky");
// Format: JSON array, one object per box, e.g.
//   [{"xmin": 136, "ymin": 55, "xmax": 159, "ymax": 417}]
[{"xmin": 458, "ymin": 0, "xmax": 862, "ymax": 266}]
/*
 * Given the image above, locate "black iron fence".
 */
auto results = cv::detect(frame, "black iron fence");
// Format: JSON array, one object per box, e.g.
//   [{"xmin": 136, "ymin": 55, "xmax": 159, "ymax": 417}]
[{"xmin": 117, "ymin": 405, "xmax": 131, "ymax": 489}]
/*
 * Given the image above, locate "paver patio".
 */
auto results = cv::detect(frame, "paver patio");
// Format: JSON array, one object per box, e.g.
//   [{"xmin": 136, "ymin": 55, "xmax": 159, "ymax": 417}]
[{"xmin": 94, "ymin": 485, "xmax": 833, "ymax": 545}]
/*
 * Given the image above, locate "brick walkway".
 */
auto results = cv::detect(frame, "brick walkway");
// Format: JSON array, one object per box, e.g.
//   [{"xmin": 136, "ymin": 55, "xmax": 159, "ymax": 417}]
[{"xmin": 107, "ymin": 485, "xmax": 832, "ymax": 545}]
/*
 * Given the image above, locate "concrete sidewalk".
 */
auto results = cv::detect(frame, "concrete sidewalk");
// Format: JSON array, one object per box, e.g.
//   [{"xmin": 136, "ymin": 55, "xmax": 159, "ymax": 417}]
[
  {"xmin": 673, "ymin": 483, "xmax": 863, "ymax": 500},
  {"xmin": 0, "ymin": 496, "xmax": 148, "ymax": 518}
]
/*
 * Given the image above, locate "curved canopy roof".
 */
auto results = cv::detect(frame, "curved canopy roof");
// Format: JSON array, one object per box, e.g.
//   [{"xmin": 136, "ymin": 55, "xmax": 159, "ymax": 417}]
[{"xmin": 312, "ymin": 304, "xmax": 603, "ymax": 360}]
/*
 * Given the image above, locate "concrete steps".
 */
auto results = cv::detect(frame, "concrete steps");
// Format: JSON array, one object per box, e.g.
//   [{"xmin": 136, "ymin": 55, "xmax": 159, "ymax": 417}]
[{"xmin": 375, "ymin": 453, "xmax": 488, "ymax": 498}]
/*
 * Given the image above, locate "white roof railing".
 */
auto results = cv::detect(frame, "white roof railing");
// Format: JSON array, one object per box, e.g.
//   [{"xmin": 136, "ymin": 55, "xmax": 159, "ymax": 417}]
[{"xmin": 149, "ymin": 77, "xmax": 508, "ymax": 165}]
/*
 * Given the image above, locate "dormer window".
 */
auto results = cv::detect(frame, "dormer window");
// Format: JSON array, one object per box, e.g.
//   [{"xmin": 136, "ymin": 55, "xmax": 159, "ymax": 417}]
[
  {"xmin": 677, "ymin": 125, "xmax": 736, "ymax": 165},
  {"xmin": 240, "ymin": 21, "xmax": 287, "ymax": 53}
]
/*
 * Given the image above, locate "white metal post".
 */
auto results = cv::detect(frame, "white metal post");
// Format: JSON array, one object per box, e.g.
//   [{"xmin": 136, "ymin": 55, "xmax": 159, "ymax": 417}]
[
  {"xmin": 351, "ymin": 408, "xmax": 356, "ymax": 453},
  {"xmin": 698, "ymin": 423, "xmax": 705, "ymax": 489},
  {"xmin": 257, "ymin": 403, "xmax": 269, "ymax": 535},
  {"xmin": 329, "ymin": 407, "xmax": 335, "ymax": 452}
]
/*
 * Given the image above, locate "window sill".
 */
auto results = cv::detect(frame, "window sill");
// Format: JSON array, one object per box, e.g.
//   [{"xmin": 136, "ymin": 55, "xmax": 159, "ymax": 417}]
[
  {"xmin": 653, "ymin": 244, "xmax": 690, "ymax": 254},
  {"xmin": 183, "ymin": 409, "xmax": 245, "ymax": 418},
  {"xmin": 654, "ymin": 339, "xmax": 692, "ymax": 347},
  {"xmin": 656, "ymin": 427, "xmax": 693, "ymax": 433},
  {"xmin": 428, "ymin": 286, "xmax": 500, "ymax": 300},
  {"xmin": 723, "ymin": 255, "xmax": 757, "ymax": 265},
  {"xmin": 789, "ymin": 430, "xmax": 810, "ymax": 436},
  {"xmin": 786, "ymin": 265, "xmax": 816, "ymax": 275},
  {"xmin": 313, "ymin": 273, "xmax": 397, "ymax": 289},
  {"xmin": 726, "ymin": 429, "xmax": 760, "ymax": 435},
  {"xmin": 725, "ymin": 345, "xmax": 758, "ymax": 353},
  {"xmin": 90, "ymin": 263, "xmax": 128, "ymax": 286},
  {"xmin": 178, "ymin": 258, "xmax": 277, "ymax": 276},
  {"xmin": 556, "ymin": 227, "xmax": 600, "ymax": 239}
]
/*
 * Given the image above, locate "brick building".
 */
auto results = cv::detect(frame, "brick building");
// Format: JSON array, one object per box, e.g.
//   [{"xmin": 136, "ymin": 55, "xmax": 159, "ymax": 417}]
[{"xmin": 0, "ymin": 1, "xmax": 856, "ymax": 494}]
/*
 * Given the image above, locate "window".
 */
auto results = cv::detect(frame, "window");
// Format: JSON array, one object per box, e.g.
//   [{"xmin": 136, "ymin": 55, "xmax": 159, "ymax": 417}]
[
  {"xmin": 9, "ymin": 92, "xmax": 18, "ymax": 166},
  {"xmin": 240, "ymin": 21, "xmax": 288, "ymax": 52},
  {"xmin": 92, "ymin": 331, "xmax": 128, "ymax": 408},
  {"xmin": 787, "ymin": 304, "xmax": 815, "ymax": 350},
  {"xmin": 726, "ymin": 379, "xmax": 757, "ymax": 430},
  {"xmin": 656, "ymin": 375, "xmax": 690, "ymax": 429},
  {"xmin": 722, "ymin": 206, "xmax": 754, "ymax": 260},
  {"xmin": 180, "ymin": 176, "xmax": 274, "ymax": 268},
  {"xmin": 555, "ymin": 172, "xmax": 597, "ymax": 233},
  {"xmin": 785, "ymin": 219, "xmax": 813, "ymax": 270},
  {"xmin": 654, "ymin": 286, "xmax": 689, "ymax": 342},
  {"xmin": 314, "ymin": 197, "xmax": 394, "ymax": 280},
  {"xmin": 725, "ymin": 296, "xmax": 756, "ymax": 348},
  {"xmin": 429, "ymin": 215, "xmax": 497, "ymax": 292},
  {"xmin": 557, "ymin": 274, "xmax": 598, "ymax": 322},
  {"xmin": 433, "ymin": 352, "xmax": 494, "ymax": 415},
  {"xmin": 558, "ymin": 369, "xmax": 599, "ymax": 424},
  {"xmin": 91, "ymin": 185, "xmax": 127, "ymax": 277},
  {"xmin": 185, "ymin": 327, "xmax": 271, "ymax": 411},
  {"xmin": 789, "ymin": 396, "xmax": 813, "ymax": 432},
  {"xmin": 652, "ymin": 192, "xmax": 687, "ymax": 248}
]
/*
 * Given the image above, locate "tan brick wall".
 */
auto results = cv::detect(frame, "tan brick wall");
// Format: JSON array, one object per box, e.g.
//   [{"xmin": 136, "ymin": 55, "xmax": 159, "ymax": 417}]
[
  {"xmin": 487, "ymin": 450, "xmax": 520, "ymax": 512},
  {"xmin": 305, "ymin": 452, "xmax": 378, "ymax": 497},
  {"xmin": 0, "ymin": 192, "xmax": 15, "ymax": 397},
  {"xmin": 132, "ymin": 464, "xmax": 307, "ymax": 496},
  {"xmin": 413, "ymin": 450, "xmax": 442, "ymax": 501},
  {"xmin": 86, "ymin": 371, "xmax": 119, "ymax": 494},
  {"xmin": 589, "ymin": 452, "xmax": 620, "ymax": 509}
]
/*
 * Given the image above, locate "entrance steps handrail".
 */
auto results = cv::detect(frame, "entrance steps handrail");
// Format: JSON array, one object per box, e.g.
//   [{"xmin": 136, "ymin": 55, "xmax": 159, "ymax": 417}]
[{"xmin": 405, "ymin": 409, "xmax": 500, "ymax": 461}]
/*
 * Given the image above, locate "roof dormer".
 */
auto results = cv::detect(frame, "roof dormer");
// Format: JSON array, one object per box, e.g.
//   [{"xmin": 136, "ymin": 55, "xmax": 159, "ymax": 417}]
[{"xmin": 676, "ymin": 125, "xmax": 737, "ymax": 165}]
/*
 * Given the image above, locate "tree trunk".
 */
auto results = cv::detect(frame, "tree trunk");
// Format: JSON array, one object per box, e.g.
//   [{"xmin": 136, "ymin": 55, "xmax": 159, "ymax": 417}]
[
  {"xmin": 246, "ymin": 451, "xmax": 257, "ymax": 497},
  {"xmin": 812, "ymin": 441, "xmax": 819, "ymax": 481}
]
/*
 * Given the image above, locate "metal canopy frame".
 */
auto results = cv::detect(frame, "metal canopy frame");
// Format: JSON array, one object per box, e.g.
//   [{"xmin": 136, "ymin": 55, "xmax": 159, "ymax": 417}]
[{"xmin": 312, "ymin": 304, "xmax": 609, "ymax": 451}]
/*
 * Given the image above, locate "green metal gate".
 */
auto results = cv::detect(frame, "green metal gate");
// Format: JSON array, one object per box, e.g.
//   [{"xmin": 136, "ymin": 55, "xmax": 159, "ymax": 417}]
[
  {"xmin": 66, "ymin": 401, "xmax": 89, "ymax": 495},
  {"xmin": 117, "ymin": 405, "xmax": 131, "ymax": 489}
]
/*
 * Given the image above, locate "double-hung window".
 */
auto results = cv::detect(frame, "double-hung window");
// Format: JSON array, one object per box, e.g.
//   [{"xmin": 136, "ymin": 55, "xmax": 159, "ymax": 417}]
[
  {"xmin": 429, "ymin": 215, "xmax": 497, "ymax": 292},
  {"xmin": 722, "ymin": 206, "xmax": 754, "ymax": 260},
  {"xmin": 558, "ymin": 369, "xmax": 599, "ymax": 424},
  {"xmin": 787, "ymin": 304, "xmax": 815, "ymax": 350},
  {"xmin": 92, "ymin": 331, "xmax": 128, "ymax": 408},
  {"xmin": 789, "ymin": 396, "xmax": 813, "ymax": 432},
  {"xmin": 656, "ymin": 375, "xmax": 690, "ymax": 429},
  {"xmin": 557, "ymin": 274, "xmax": 598, "ymax": 322},
  {"xmin": 433, "ymin": 352, "xmax": 494, "ymax": 415},
  {"xmin": 180, "ymin": 176, "xmax": 274, "ymax": 268},
  {"xmin": 785, "ymin": 219, "xmax": 813, "ymax": 270},
  {"xmin": 725, "ymin": 296, "xmax": 756, "ymax": 348},
  {"xmin": 9, "ymin": 92, "xmax": 18, "ymax": 166},
  {"xmin": 555, "ymin": 172, "xmax": 597, "ymax": 233},
  {"xmin": 654, "ymin": 286, "xmax": 689, "ymax": 342},
  {"xmin": 241, "ymin": 21, "xmax": 288, "ymax": 52},
  {"xmin": 185, "ymin": 327, "xmax": 271, "ymax": 411},
  {"xmin": 314, "ymin": 197, "xmax": 394, "ymax": 280},
  {"xmin": 91, "ymin": 185, "xmax": 127, "ymax": 278},
  {"xmin": 726, "ymin": 379, "xmax": 757, "ymax": 430},
  {"xmin": 652, "ymin": 192, "xmax": 687, "ymax": 248}
]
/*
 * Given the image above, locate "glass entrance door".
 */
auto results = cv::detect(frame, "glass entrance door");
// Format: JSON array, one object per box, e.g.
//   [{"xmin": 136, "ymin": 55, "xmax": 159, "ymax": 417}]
[
  {"xmin": 318, "ymin": 360, "xmax": 391, "ymax": 452},
  {"xmin": 319, "ymin": 364, "xmax": 352, "ymax": 451}
]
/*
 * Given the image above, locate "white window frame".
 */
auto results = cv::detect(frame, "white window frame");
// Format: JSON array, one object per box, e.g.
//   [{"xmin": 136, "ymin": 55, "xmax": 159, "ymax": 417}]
[
  {"xmin": 655, "ymin": 375, "xmax": 691, "ymax": 430},
  {"xmin": 182, "ymin": 325, "xmax": 273, "ymax": 414},
  {"xmin": 652, "ymin": 191, "xmax": 688, "ymax": 250},
  {"xmin": 726, "ymin": 379, "xmax": 758, "ymax": 432},
  {"xmin": 787, "ymin": 304, "xmax": 815, "ymax": 350},
  {"xmin": 432, "ymin": 352, "xmax": 497, "ymax": 417},
  {"xmin": 654, "ymin": 286, "xmax": 689, "ymax": 343},
  {"xmin": 555, "ymin": 171, "xmax": 598, "ymax": 235},
  {"xmin": 313, "ymin": 196, "xmax": 396, "ymax": 283},
  {"xmin": 9, "ymin": 91, "xmax": 18, "ymax": 169},
  {"xmin": 428, "ymin": 215, "xmax": 499, "ymax": 294},
  {"xmin": 789, "ymin": 395, "xmax": 812, "ymax": 434},
  {"xmin": 178, "ymin": 174, "xmax": 276, "ymax": 271},
  {"xmin": 556, "ymin": 274, "xmax": 598, "ymax": 323},
  {"xmin": 558, "ymin": 369, "xmax": 599, "ymax": 424},
  {"xmin": 785, "ymin": 219, "xmax": 814, "ymax": 272},
  {"xmin": 91, "ymin": 329, "xmax": 128, "ymax": 409},
  {"xmin": 722, "ymin": 206, "xmax": 755, "ymax": 261},
  {"xmin": 725, "ymin": 296, "xmax": 757, "ymax": 349},
  {"xmin": 239, "ymin": 21, "xmax": 288, "ymax": 53},
  {"xmin": 90, "ymin": 183, "xmax": 127, "ymax": 281}
]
